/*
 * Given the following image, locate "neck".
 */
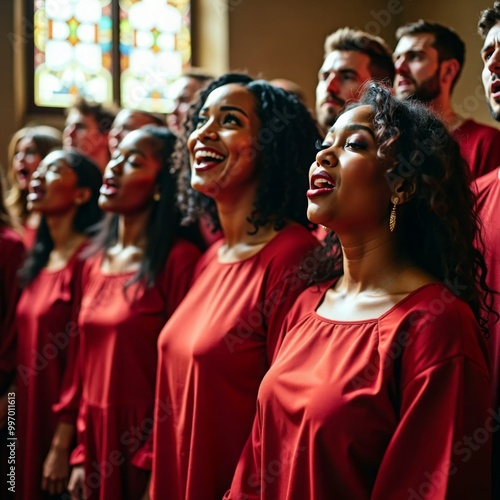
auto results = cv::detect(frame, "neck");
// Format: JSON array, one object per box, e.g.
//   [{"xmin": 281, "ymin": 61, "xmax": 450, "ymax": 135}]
[
  {"xmin": 214, "ymin": 183, "xmax": 268, "ymax": 247},
  {"xmin": 429, "ymin": 94, "xmax": 463, "ymax": 131},
  {"xmin": 45, "ymin": 210, "xmax": 85, "ymax": 252},
  {"xmin": 336, "ymin": 231, "xmax": 411, "ymax": 295},
  {"xmin": 117, "ymin": 209, "xmax": 151, "ymax": 249}
]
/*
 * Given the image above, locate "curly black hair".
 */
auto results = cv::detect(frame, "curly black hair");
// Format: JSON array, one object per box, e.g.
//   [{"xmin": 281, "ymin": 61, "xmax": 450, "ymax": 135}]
[
  {"xmin": 175, "ymin": 73, "xmax": 322, "ymax": 234},
  {"xmin": 308, "ymin": 82, "xmax": 496, "ymax": 337}
]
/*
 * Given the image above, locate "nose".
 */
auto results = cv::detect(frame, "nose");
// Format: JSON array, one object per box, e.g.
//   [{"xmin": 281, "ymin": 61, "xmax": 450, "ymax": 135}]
[
  {"xmin": 316, "ymin": 145, "xmax": 337, "ymax": 168},
  {"xmin": 325, "ymin": 73, "xmax": 340, "ymax": 95},
  {"xmin": 394, "ymin": 55, "xmax": 408, "ymax": 74},
  {"xmin": 196, "ymin": 119, "xmax": 218, "ymax": 140}
]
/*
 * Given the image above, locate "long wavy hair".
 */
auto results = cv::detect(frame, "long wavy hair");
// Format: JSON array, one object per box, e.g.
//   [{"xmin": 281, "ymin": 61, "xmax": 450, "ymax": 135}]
[
  {"xmin": 309, "ymin": 82, "xmax": 496, "ymax": 336},
  {"xmin": 6, "ymin": 126, "xmax": 63, "ymax": 223},
  {"xmin": 19, "ymin": 150, "xmax": 103, "ymax": 286},
  {"xmin": 91, "ymin": 126, "xmax": 190, "ymax": 289},
  {"xmin": 176, "ymin": 73, "xmax": 322, "ymax": 234}
]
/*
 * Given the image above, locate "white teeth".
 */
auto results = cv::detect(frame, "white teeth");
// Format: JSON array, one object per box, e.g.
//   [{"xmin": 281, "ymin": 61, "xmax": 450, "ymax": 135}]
[
  {"xmin": 195, "ymin": 150, "xmax": 225, "ymax": 161},
  {"xmin": 314, "ymin": 178, "xmax": 334, "ymax": 188}
]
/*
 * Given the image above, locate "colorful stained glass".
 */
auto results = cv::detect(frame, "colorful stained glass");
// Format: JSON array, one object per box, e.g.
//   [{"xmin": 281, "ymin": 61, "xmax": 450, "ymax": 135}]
[
  {"xmin": 119, "ymin": 0, "xmax": 191, "ymax": 113},
  {"xmin": 33, "ymin": 0, "xmax": 191, "ymax": 111},
  {"xmin": 34, "ymin": 0, "xmax": 113, "ymax": 107}
]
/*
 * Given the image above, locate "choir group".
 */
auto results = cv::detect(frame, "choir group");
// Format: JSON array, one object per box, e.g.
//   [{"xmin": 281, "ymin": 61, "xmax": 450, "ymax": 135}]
[{"xmin": 1, "ymin": 4, "xmax": 500, "ymax": 500}]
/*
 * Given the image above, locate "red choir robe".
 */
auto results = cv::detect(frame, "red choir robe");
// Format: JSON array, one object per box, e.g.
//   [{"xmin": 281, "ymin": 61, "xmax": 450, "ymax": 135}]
[
  {"xmin": 16, "ymin": 245, "xmax": 86, "ymax": 500},
  {"xmin": 0, "ymin": 226, "xmax": 24, "ymax": 499},
  {"xmin": 69, "ymin": 238, "xmax": 200, "ymax": 499},
  {"xmin": 475, "ymin": 167, "xmax": 500, "ymax": 496},
  {"xmin": 151, "ymin": 224, "xmax": 319, "ymax": 500},
  {"xmin": 226, "ymin": 282, "xmax": 491, "ymax": 500}
]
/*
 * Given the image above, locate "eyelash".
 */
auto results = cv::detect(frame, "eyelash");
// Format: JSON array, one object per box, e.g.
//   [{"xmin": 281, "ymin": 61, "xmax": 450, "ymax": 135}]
[
  {"xmin": 223, "ymin": 113, "xmax": 241, "ymax": 126},
  {"xmin": 315, "ymin": 140, "xmax": 330, "ymax": 151},
  {"xmin": 315, "ymin": 139, "xmax": 367, "ymax": 151}
]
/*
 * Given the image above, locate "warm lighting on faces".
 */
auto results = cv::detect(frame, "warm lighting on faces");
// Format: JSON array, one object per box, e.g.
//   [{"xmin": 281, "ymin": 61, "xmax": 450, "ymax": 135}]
[
  {"xmin": 63, "ymin": 109, "xmax": 105, "ymax": 157},
  {"xmin": 307, "ymin": 105, "xmax": 392, "ymax": 232},
  {"xmin": 187, "ymin": 83, "xmax": 262, "ymax": 199},
  {"xmin": 315, "ymin": 50, "xmax": 373, "ymax": 129},
  {"xmin": 99, "ymin": 129, "xmax": 162, "ymax": 215},
  {"xmin": 13, "ymin": 137, "xmax": 42, "ymax": 191},
  {"xmin": 481, "ymin": 23, "xmax": 500, "ymax": 120},
  {"xmin": 27, "ymin": 150, "xmax": 83, "ymax": 214},
  {"xmin": 108, "ymin": 110, "xmax": 160, "ymax": 155},
  {"xmin": 393, "ymin": 34, "xmax": 442, "ymax": 101}
]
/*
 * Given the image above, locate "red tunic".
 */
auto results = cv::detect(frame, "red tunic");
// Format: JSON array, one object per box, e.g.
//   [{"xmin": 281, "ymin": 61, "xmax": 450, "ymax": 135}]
[
  {"xmin": 475, "ymin": 167, "xmax": 500, "ymax": 495},
  {"xmin": 0, "ymin": 226, "xmax": 24, "ymax": 499},
  {"xmin": 227, "ymin": 282, "xmax": 491, "ymax": 500},
  {"xmin": 0, "ymin": 226, "xmax": 25, "ymax": 393},
  {"xmin": 452, "ymin": 119, "xmax": 500, "ymax": 180},
  {"xmin": 151, "ymin": 225, "xmax": 319, "ymax": 500},
  {"xmin": 70, "ymin": 238, "xmax": 200, "ymax": 499},
  {"xmin": 16, "ymin": 246, "xmax": 85, "ymax": 500}
]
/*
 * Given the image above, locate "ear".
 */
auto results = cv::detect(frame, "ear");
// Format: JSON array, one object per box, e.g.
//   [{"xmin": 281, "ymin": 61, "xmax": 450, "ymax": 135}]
[
  {"xmin": 391, "ymin": 178, "xmax": 416, "ymax": 205},
  {"xmin": 440, "ymin": 59, "xmax": 460, "ymax": 87},
  {"xmin": 75, "ymin": 187, "xmax": 92, "ymax": 206}
]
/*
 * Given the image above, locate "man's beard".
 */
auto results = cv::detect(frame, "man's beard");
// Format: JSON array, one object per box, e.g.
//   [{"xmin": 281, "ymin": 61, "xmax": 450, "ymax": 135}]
[
  {"xmin": 487, "ymin": 100, "xmax": 500, "ymax": 122},
  {"xmin": 411, "ymin": 70, "xmax": 441, "ymax": 103}
]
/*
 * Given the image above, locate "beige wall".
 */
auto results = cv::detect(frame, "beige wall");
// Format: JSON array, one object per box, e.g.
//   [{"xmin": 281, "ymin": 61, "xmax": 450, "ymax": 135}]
[{"xmin": 1, "ymin": 0, "xmax": 498, "ymax": 169}]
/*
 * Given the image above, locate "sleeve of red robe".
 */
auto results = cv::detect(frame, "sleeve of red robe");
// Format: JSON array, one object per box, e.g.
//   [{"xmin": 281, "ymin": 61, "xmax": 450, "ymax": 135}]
[
  {"xmin": 0, "ymin": 228, "xmax": 25, "ymax": 394},
  {"xmin": 371, "ymin": 300, "xmax": 491, "ymax": 499},
  {"xmin": 51, "ymin": 253, "xmax": 87, "ymax": 425}
]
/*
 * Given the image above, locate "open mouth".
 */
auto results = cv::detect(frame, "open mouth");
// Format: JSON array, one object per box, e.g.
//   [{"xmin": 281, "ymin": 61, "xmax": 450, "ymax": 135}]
[
  {"xmin": 100, "ymin": 176, "xmax": 119, "ymax": 196},
  {"xmin": 491, "ymin": 80, "xmax": 500, "ymax": 100},
  {"xmin": 307, "ymin": 170, "xmax": 336, "ymax": 198},
  {"xmin": 27, "ymin": 184, "xmax": 45, "ymax": 202},
  {"xmin": 194, "ymin": 148, "xmax": 226, "ymax": 170}
]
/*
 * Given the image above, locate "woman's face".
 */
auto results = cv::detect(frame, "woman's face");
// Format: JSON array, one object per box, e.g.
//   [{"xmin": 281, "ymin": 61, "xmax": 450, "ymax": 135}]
[
  {"xmin": 187, "ymin": 83, "xmax": 261, "ymax": 199},
  {"xmin": 27, "ymin": 150, "xmax": 82, "ymax": 215},
  {"xmin": 307, "ymin": 105, "xmax": 393, "ymax": 233},
  {"xmin": 108, "ymin": 110, "xmax": 158, "ymax": 155},
  {"xmin": 13, "ymin": 137, "xmax": 43, "ymax": 191},
  {"xmin": 100, "ymin": 129, "xmax": 162, "ymax": 215}
]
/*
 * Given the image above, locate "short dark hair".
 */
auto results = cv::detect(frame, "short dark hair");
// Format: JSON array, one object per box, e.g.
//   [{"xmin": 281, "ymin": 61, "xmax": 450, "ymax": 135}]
[
  {"xmin": 176, "ymin": 73, "xmax": 322, "ymax": 234},
  {"xmin": 478, "ymin": 1, "xmax": 500, "ymax": 38},
  {"xmin": 396, "ymin": 20, "xmax": 465, "ymax": 89},
  {"xmin": 67, "ymin": 97, "xmax": 116, "ymax": 134},
  {"xmin": 324, "ymin": 27, "xmax": 395, "ymax": 84}
]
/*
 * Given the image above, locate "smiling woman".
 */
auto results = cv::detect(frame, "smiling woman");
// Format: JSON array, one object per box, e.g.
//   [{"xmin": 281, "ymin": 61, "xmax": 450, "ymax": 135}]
[
  {"xmin": 150, "ymin": 73, "xmax": 322, "ymax": 499},
  {"xmin": 225, "ymin": 82, "xmax": 496, "ymax": 499}
]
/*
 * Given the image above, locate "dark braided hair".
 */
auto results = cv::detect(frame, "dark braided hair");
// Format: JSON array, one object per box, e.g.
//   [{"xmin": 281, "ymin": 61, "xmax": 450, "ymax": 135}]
[
  {"xmin": 308, "ymin": 82, "xmax": 496, "ymax": 337},
  {"xmin": 175, "ymin": 73, "xmax": 322, "ymax": 233}
]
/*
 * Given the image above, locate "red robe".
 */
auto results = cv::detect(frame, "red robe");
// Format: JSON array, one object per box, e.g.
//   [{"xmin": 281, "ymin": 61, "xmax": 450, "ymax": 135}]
[
  {"xmin": 452, "ymin": 119, "xmax": 500, "ymax": 180},
  {"xmin": 227, "ymin": 282, "xmax": 491, "ymax": 499},
  {"xmin": 151, "ymin": 225, "xmax": 319, "ymax": 500},
  {"xmin": 16, "ymin": 246, "xmax": 85, "ymax": 500},
  {"xmin": 475, "ymin": 167, "xmax": 500, "ymax": 495},
  {"xmin": 70, "ymin": 239, "xmax": 200, "ymax": 499},
  {"xmin": 0, "ymin": 226, "xmax": 24, "ymax": 499}
]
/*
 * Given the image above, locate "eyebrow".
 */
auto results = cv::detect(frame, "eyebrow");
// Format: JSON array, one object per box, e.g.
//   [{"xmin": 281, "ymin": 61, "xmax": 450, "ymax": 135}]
[
  {"xmin": 200, "ymin": 105, "xmax": 249, "ymax": 117},
  {"xmin": 329, "ymin": 123, "xmax": 376, "ymax": 139},
  {"xmin": 121, "ymin": 148, "xmax": 147, "ymax": 158}
]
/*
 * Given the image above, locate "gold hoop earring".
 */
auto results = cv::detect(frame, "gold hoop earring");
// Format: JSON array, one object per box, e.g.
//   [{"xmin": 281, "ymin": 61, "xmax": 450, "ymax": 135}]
[{"xmin": 389, "ymin": 196, "xmax": 399, "ymax": 232}]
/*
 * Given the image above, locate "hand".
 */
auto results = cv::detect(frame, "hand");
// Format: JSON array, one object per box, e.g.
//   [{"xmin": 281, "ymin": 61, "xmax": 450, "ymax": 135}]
[
  {"xmin": 68, "ymin": 466, "xmax": 85, "ymax": 500},
  {"xmin": 41, "ymin": 445, "xmax": 70, "ymax": 494}
]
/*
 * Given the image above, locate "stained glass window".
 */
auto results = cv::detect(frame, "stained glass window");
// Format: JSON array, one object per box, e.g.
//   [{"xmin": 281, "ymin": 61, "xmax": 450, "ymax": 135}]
[{"xmin": 32, "ymin": 0, "xmax": 191, "ymax": 112}]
